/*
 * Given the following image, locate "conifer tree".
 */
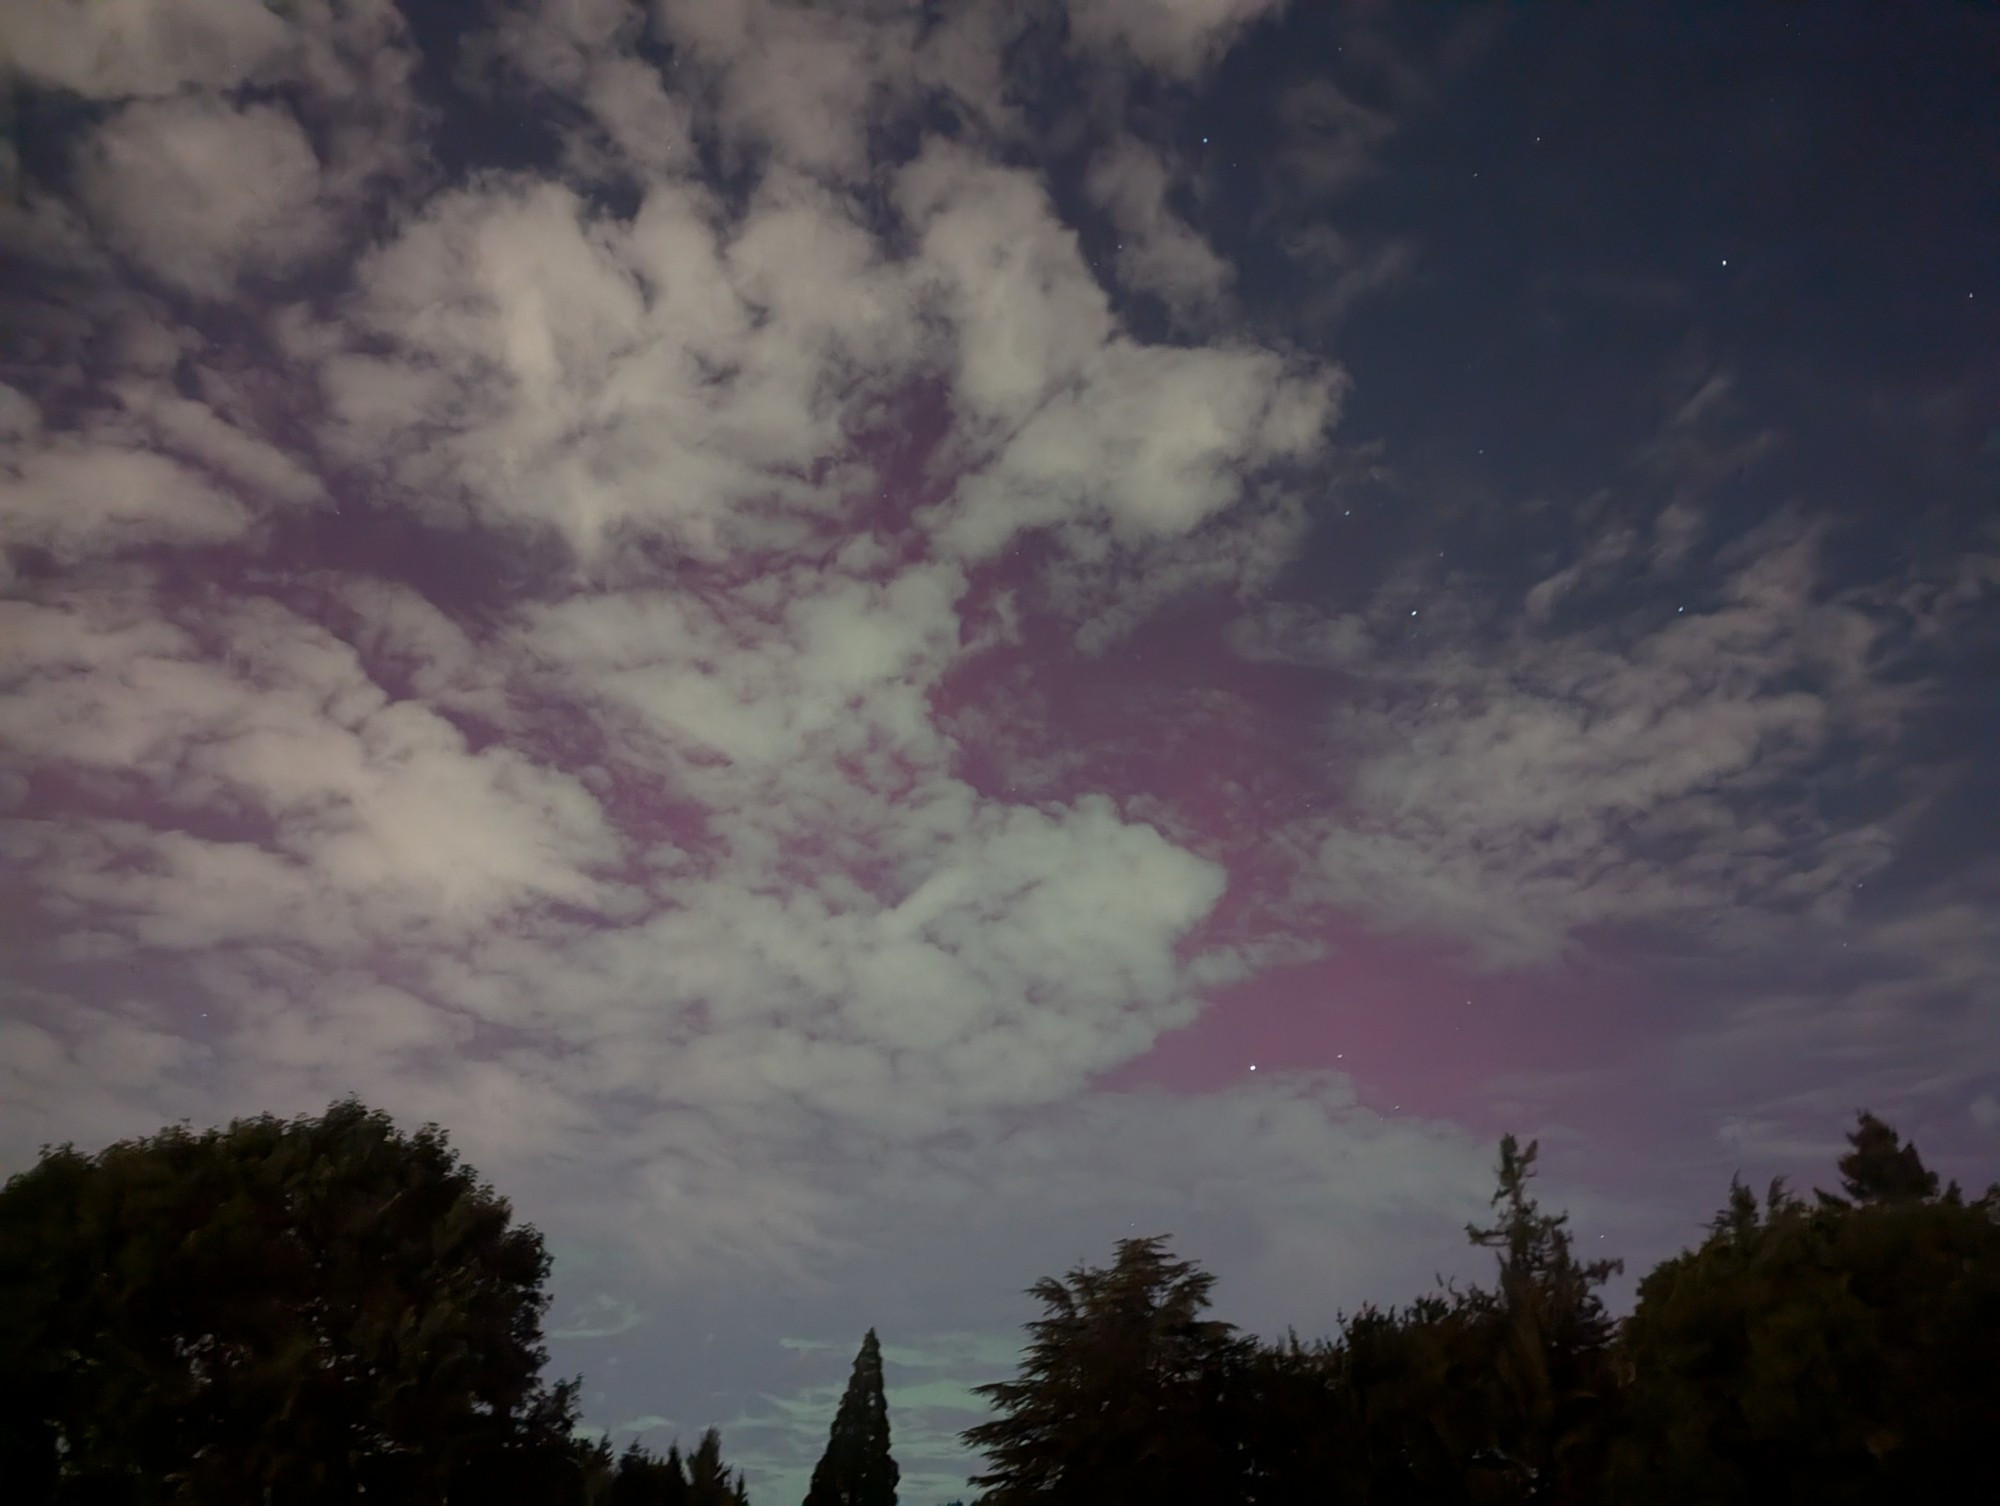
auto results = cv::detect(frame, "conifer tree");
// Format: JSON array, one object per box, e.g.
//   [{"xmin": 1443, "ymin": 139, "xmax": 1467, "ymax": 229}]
[
  {"xmin": 604, "ymin": 1438, "xmax": 692, "ymax": 1505},
  {"xmin": 1822, "ymin": 1110, "xmax": 1943, "ymax": 1205},
  {"xmin": 1459, "ymin": 1134, "xmax": 1624, "ymax": 1503},
  {"xmin": 804, "ymin": 1329, "xmax": 898, "ymax": 1506},
  {"xmin": 963, "ymin": 1236, "xmax": 1254, "ymax": 1506},
  {"xmin": 689, "ymin": 1428, "xmax": 753, "ymax": 1506}
]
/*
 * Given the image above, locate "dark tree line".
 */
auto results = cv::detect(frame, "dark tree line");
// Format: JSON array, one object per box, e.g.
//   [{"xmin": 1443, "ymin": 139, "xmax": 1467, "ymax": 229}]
[
  {"xmin": 963, "ymin": 1114, "xmax": 2000, "ymax": 1506},
  {"xmin": 3, "ymin": 1100, "xmax": 1994, "ymax": 1505}
]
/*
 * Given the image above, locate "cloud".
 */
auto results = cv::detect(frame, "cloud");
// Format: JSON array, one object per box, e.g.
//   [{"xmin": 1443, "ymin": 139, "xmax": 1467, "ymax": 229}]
[
  {"xmin": 299, "ymin": 165, "xmax": 922, "ymax": 563},
  {"xmin": 1065, "ymin": 0, "xmax": 1290, "ymax": 78},
  {"xmin": 0, "ymin": 0, "xmax": 292, "ymax": 97},
  {"xmin": 0, "ymin": 588, "xmax": 619, "ymax": 952},
  {"xmin": 473, "ymin": 0, "xmax": 697, "ymax": 179},
  {"xmin": 902, "ymin": 142, "xmax": 1340, "ymax": 560},
  {"xmin": 73, "ymin": 95, "xmax": 334, "ymax": 298},
  {"xmin": 655, "ymin": 0, "xmax": 913, "ymax": 179},
  {"xmin": 2, "ymin": 13, "xmax": 1374, "ymax": 1303},
  {"xmin": 1243, "ymin": 524, "xmax": 1921, "ymax": 967},
  {"xmin": 547, "ymin": 1292, "xmax": 649, "ymax": 1341},
  {"xmin": 1270, "ymin": 77, "xmax": 1398, "ymax": 199},
  {"xmin": 1085, "ymin": 136, "xmax": 1235, "ymax": 324},
  {"xmin": 1275, "ymin": 225, "xmax": 1417, "ymax": 328},
  {"xmin": 0, "ymin": 399, "xmax": 253, "ymax": 561},
  {"xmin": 10, "ymin": 0, "xmax": 428, "ymax": 292}
]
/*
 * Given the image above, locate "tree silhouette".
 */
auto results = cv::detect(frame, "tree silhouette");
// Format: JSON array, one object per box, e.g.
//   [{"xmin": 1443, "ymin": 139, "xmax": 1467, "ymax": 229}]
[
  {"xmin": 1457, "ymin": 1134, "xmax": 1624, "ymax": 1503},
  {"xmin": 1824, "ymin": 1111, "xmax": 1942, "ymax": 1205},
  {"xmin": 804, "ymin": 1328, "xmax": 898, "ymax": 1506},
  {"xmin": 962, "ymin": 1235, "xmax": 1255, "ymax": 1506},
  {"xmin": 0, "ymin": 1098, "xmax": 578, "ymax": 1503},
  {"xmin": 1615, "ymin": 1112, "xmax": 2000, "ymax": 1503},
  {"xmin": 13, "ymin": 1096, "xmax": 1990, "ymax": 1506},
  {"xmin": 687, "ymin": 1427, "xmax": 753, "ymax": 1506}
]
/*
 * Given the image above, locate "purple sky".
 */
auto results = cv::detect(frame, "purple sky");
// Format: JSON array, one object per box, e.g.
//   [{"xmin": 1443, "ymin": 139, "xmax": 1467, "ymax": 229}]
[{"xmin": 3, "ymin": 2, "xmax": 1996, "ymax": 1501}]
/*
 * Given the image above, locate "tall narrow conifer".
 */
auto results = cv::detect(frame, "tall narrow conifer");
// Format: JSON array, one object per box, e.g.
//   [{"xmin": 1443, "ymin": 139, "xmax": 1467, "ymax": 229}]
[{"xmin": 803, "ymin": 1329, "xmax": 899, "ymax": 1506}]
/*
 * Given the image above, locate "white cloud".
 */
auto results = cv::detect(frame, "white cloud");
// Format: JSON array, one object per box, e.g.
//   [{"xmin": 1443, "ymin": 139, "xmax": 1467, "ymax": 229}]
[
  {"xmin": 303, "ymin": 168, "xmax": 922, "ymax": 564},
  {"xmin": 899, "ymin": 141, "xmax": 1339, "ymax": 560},
  {"xmin": 0, "ymin": 367, "xmax": 324, "ymax": 564},
  {"xmin": 114, "ymin": 380, "xmax": 326, "ymax": 508},
  {"xmin": 74, "ymin": 95, "xmax": 335, "ymax": 298},
  {"xmin": 656, "ymin": 0, "xmax": 909, "ymax": 178},
  {"xmin": 1269, "ymin": 529, "xmax": 1914, "ymax": 966},
  {"xmin": 472, "ymin": 0, "xmax": 698, "ymax": 179},
  {"xmin": 0, "ymin": 415, "xmax": 251, "ymax": 561},
  {"xmin": 13, "ymin": 1, "xmax": 425, "ymax": 306},
  {"xmin": 1066, "ymin": 0, "xmax": 1290, "ymax": 78},
  {"xmin": 0, "ymin": 590, "xmax": 620, "ymax": 950},
  {"xmin": 0, "ymin": 0, "xmax": 292, "ymax": 97}
]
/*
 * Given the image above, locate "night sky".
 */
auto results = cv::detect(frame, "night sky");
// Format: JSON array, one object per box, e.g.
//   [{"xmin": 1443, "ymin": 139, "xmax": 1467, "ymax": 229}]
[{"xmin": 3, "ymin": 1, "xmax": 1997, "ymax": 1500}]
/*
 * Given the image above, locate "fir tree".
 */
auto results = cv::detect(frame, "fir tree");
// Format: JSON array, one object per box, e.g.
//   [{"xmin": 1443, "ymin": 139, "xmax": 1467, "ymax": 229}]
[
  {"xmin": 1460, "ymin": 1134, "xmax": 1624, "ymax": 1503},
  {"xmin": 1823, "ymin": 1110, "xmax": 1943, "ymax": 1206},
  {"xmin": 962, "ymin": 1236, "xmax": 1255, "ymax": 1506},
  {"xmin": 804, "ymin": 1329, "xmax": 898, "ymax": 1506},
  {"xmin": 689, "ymin": 1428, "xmax": 753, "ymax": 1506},
  {"xmin": 604, "ymin": 1438, "xmax": 692, "ymax": 1505}
]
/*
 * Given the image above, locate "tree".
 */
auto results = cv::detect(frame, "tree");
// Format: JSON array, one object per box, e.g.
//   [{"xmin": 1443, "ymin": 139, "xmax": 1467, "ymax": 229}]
[
  {"xmin": 1236, "ymin": 1299, "xmax": 1495, "ymax": 1506},
  {"xmin": 686, "ymin": 1426, "xmax": 753, "ymax": 1506},
  {"xmin": 1821, "ymin": 1110, "xmax": 1942, "ymax": 1206},
  {"xmin": 1614, "ymin": 1112, "xmax": 2000, "ymax": 1504},
  {"xmin": 593, "ymin": 1438, "xmax": 691, "ymax": 1506},
  {"xmin": 962, "ymin": 1236, "xmax": 1255, "ymax": 1506},
  {"xmin": 0, "ymin": 1097, "xmax": 580, "ymax": 1504},
  {"xmin": 577, "ymin": 1431, "xmax": 749, "ymax": 1506},
  {"xmin": 805, "ymin": 1328, "xmax": 899, "ymax": 1506},
  {"xmin": 1456, "ymin": 1134, "xmax": 1624, "ymax": 1503}
]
